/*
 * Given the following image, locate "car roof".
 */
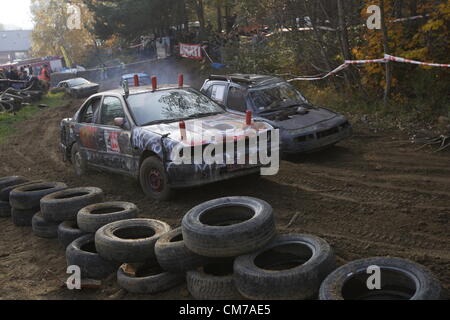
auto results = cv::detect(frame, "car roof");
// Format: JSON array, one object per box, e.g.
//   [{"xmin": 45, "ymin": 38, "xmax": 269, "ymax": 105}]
[
  {"xmin": 97, "ymin": 84, "xmax": 192, "ymax": 97},
  {"xmin": 62, "ymin": 77, "xmax": 88, "ymax": 83},
  {"xmin": 208, "ymin": 74, "xmax": 284, "ymax": 88},
  {"xmin": 121, "ymin": 73, "xmax": 150, "ymax": 79}
]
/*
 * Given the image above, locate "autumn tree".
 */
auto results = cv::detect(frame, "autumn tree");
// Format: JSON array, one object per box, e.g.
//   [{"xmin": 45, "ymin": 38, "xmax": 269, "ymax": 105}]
[{"xmin": 31, "ymin": 0, "xmax": 94, "ymax": 65}]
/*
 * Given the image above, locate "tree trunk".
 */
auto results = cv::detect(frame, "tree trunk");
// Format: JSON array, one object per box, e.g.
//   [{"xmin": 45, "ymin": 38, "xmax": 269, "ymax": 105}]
[
  {"xmin": 380, "ymin": 0, "xmax": 392, "ymax": 106},
  {"xmin": 193, "ymin": 0, "xmax": 206, "ymax": 37},
  {"xmin": 216, "ymin": 5, "xmax": 222, "ymax": 32},
  {"xmin": 302, "ymin": 0, "xmax": 333, "ymax": 78},
  {"xmin": 337, "ymin": 0, "xmax": 351, "ymax": 60}
]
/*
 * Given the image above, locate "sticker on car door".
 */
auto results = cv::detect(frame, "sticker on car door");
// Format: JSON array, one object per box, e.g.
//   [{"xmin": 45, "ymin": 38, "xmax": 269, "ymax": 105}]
[{"xmin": 105, "ymin": 131, "xmax": 120, "ymax": 153}]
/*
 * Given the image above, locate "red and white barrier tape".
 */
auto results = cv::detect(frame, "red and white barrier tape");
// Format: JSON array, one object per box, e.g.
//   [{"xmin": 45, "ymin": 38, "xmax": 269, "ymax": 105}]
[
  {"xmin": 288, "ymin": 54, "xmax": 449, "ymax": 82},
  {"xmin": 384, "ymin": 54, "xmax": 450, "ymax": 68}
]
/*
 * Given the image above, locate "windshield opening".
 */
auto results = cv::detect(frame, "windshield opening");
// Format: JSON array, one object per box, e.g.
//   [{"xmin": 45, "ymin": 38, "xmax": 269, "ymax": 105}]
[
  {"xmin": 68, "ymin": 78, "xmax": 89, "ymax": 87},
  {"xmin": 249, "ymin": 82, "xmax": 308, "ymax": 111},
  {"xmin": 126, "ymin": 88, "xmax": 225, "ymax": 126}
]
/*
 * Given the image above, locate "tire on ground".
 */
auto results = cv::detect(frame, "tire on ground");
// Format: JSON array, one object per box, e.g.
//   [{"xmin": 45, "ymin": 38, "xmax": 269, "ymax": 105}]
[
  {"xmin": 66, "ymin": 234, "xmax": 120, "ymax": 280},
  {"xmin": 187, "ymin": 258, "xmax": 242, "ymax": 300},
  {"xmin": 319, "ymin": 257, "xmax": 442, "ymax": 300},
  {"xmin": 95, "ymin": 218, "xmax": 171, "ymax": 263},
  {"xmin": 77, "ymin": 202, "xmax": 139, "ymax": 233},
  {"xmin": 11, "ymin": 207, "xmax": 40, "ymax": 226},
  {"xmin": 117, "ymin": 262, "xmax": 184, "ymax": 294},
  {"xmin": 182, "ymin": 197, "xmax": 276, "ymax": 258},
  {"xmin": 10, "ymin": 182, "xmax": 68, "ymax": 210},
  {"xmin": 0, "ymin": 176, "xmax": 28, "ymax": 191},
  {"xmin": 0, "ymin": 200, "xmax": 11, "ymax": 218},
  {"xmin": 234, "ymin": 234, "xmax": 336, "ymax": 300},
  {"xmin": 32, "ymin": 211, "xmax": 59, "ymax": 238},
  {"xmin": 155, "ymin": 227, "xmax": 209, "ymax": 273},
  {"xmin": 0, "ymin": 180, "xmax": 42, "ymax": 202},
  {"xmin": 40, "ymin": 187, "xmax": 104, "ymax": 222},
  {"xmin": 58, "ymin": 221, "xmax": 89, "ymax": 248}
]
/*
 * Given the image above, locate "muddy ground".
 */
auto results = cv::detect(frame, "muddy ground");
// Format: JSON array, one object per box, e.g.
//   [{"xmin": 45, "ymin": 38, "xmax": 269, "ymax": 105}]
[{"xmin": 0, "ymin": 94, "xmax": 449, "ymax": 300}]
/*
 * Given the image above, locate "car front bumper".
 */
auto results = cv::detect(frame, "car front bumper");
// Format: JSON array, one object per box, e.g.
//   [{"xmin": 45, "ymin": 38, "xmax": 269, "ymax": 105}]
[
  {"xmin": 166, "ymin": 163, "xmax": 263, "ymax": 188},
  {"xmin": 281, "ymin": 118, "xmax": 353, "ymax": 154}
]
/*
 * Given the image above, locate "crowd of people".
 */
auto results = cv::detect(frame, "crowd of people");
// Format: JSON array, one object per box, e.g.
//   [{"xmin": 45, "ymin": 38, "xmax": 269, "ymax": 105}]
[{"xmin": 0, "ymin": 65, "xmax": 34, "ymax": 81}]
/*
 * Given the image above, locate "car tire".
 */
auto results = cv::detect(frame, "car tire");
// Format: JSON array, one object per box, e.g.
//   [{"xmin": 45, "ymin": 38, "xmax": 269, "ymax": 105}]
[
  {"xmin": 11, "ymin": 207, "xmax": 40, "ymax": 226},
  {"xmin": 77, "ymin": 202, "xmax": 139, "ymax": 233},
  {"xmin": 66, "ymin": 234, "xmax": 120, "ymax": 280},
  {"xmin": 95, "ymin": 218, "xmax": 171, "ymax": 263},
  {"xmin": 40, "ymin": 187, "xmax": 104, "ymax": 222},
  {"xmin": 319, "ymin": 257, "xmax": 442, "ymax": 300},
  {"xmin": 32, "ymin": 211, "xmax": 59, "ymax": 238},
  {"xmin": 155, "ymin": 227, "xmax": 209, "ymax": 273},
  {"xmin": 187, "ymin": 258, "xmax": 242, "ymax": 300},
  {"xmin": 234, "ymin": 234, "xmax": 336, "ymax": 300},
  {"xmin": 0, "ymin": 200, "xmax": 11, "ymax": 218},
  {"xmin": 71, "ymin": 143, "xmax": 88, "ymax": 176},
  {"xmin": 58, "ymin": 221, "xmax": 89, "ymax": 248},
  {"xmin": 0, "ymin": 176, "xmax": 28, "ymax": 191},
  {"xmin": 117, "ymin": 262, "xmax": 184, "ymax": 294},
  {"xmin": 0, "ymin": 180, "xmax": 42, "ymax": 202},
  {"xmin": 139, "ymin": 157, "xmax": 173, "ymax": 201},
  {"xmin": 10, "ymin": 182, "xmax": 68, "ymax": 210},
  {"xmin": 182, "ymin": 197, "xmax": 276, "ymax": 258}
]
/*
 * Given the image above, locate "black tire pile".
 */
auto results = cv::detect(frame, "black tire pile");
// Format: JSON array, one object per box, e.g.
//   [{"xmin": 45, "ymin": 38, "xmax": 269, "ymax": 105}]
[
  {"xmin": 0, "ymin": 176, "xmax": 443, "ymax": 300},
  {"xmin": 0, "ymin": 86, "xmax": 44, "ymax": 113}
]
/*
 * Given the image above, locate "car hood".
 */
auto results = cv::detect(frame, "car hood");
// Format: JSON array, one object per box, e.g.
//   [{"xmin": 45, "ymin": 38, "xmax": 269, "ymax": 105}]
[
  {"xmin": 139, "ymin": 112, "xmax": 273, "ymax": 145},
  {"xmin": 261, "ymin": 107, "xmax": 337, "ymax": 130},
  {"xmin": 72, "ymin": 83, "xmax": 98, "ymax": 90}
]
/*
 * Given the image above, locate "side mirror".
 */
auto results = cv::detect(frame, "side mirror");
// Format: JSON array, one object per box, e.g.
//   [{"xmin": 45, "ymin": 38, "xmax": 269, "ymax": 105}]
[{"xmin": 114, "ymin": 117, "xmax": 125, "ymax": 127}]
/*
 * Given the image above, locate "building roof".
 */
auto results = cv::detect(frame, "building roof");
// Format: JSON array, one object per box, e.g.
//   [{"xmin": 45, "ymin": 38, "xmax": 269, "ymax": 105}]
[{"xmin": 0, "ymin": 30, "xmax": 32, "ymax": 53}]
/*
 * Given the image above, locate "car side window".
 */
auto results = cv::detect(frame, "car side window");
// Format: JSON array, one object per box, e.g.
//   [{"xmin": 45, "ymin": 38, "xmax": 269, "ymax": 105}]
[
  {"xmin": 208, "ymin": 84, "xmax": 226, "ymax": 104},
  {"xmin": 227, "ymin": 87, "xmax": 247, "ymax": 112},
  {"xmin": 100, "ymin": 96, "xmax": 126, "ymax": 126},
  {"xmin": 80, "ymin": 97, "xmax": 102, "ymax": 123}
]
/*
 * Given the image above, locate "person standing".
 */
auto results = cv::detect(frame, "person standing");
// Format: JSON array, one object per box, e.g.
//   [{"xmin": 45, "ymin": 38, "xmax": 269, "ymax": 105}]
[{"xmin": 38, "ymin": 64, "xmax": 51, "ymax": 92}]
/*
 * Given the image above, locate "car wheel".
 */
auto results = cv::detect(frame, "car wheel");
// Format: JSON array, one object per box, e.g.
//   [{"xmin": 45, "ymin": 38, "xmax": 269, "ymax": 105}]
[
  {"xmin": 139, "ymin": 157, "xmax": 172, "ymax": 201},
  {"xmin": 71, "ymin": 143, "xmax": 88, "ymax": 176}
]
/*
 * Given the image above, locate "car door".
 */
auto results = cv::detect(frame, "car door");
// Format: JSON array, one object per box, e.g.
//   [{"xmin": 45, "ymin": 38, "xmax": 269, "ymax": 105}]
[
  {"xmin": 75, "ymin": 96, "xmax": 103, "ymax": 165},
  {"xmin": 94, "ymin": 95, "xmax": 135, "ymax": 174}
]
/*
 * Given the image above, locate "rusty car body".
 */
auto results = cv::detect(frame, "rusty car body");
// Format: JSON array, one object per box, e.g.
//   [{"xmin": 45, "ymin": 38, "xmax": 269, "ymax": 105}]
[
  {"xmin": 59, "ymin": 83, "xmax": 275, "ymax": 200},
  {"xmin": 201, "ymin": 74, "xmax": 352, "ymax": 154}
]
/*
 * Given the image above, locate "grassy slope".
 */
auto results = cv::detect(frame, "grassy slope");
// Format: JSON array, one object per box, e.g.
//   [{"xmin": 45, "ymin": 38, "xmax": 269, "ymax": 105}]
[{"xmin": 0, "ymin": 93, "xmax": 66, "ymax": 144}]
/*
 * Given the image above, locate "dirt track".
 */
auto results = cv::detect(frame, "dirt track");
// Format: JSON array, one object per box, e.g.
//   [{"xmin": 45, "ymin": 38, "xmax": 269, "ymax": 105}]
[{"xmin": 0, "ymin": 98, "xmax": 449, "ymax": 300}]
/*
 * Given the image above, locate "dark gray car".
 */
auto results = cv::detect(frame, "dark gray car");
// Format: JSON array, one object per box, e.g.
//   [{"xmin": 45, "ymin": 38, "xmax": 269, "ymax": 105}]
[
  {"xmin": 57, "ymin": 78, "xmax": 100, "ymax": 98},
  {"xmin": 201, "ymin": 74, "xmax": 352, "ymax": 154}
]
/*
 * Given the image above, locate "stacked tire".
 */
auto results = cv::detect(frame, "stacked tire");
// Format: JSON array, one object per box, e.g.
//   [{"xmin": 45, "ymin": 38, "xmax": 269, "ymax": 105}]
[
  {"xmin": 0, "ymin": 176, "xmax": 29, "ymax": 218},
  {"xmin": 179, "ymin": 197, "xmax": 338, "ymax": 300},
  {"xmin": 181, "ymin": 197, "xmax": 280, "ymax": 300},
  {"xmin": 93, "ymin": 218, "xmax": 185, "ymax": 294},
  {"xmin": 65, "ymin": 202, "xmax": 146, "ymax": 281},
  {"xmin": 35, "ymin": 187, "xmax": 103, "ymax": 239},
  {"xmin": 9, "ymin": 181, "xmax": 67, "ymax": 227}
]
